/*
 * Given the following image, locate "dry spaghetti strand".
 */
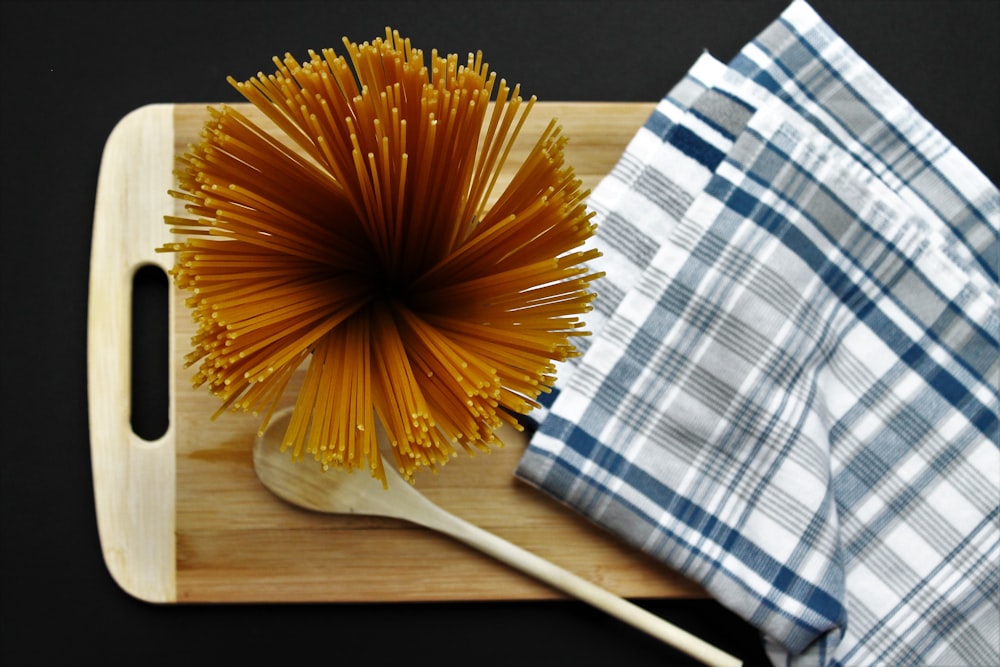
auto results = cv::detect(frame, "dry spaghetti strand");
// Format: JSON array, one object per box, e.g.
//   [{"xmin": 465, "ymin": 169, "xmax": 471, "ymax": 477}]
[{"xmin": 159, "ymin": 27, "xmax": 602, "ymax": 486}]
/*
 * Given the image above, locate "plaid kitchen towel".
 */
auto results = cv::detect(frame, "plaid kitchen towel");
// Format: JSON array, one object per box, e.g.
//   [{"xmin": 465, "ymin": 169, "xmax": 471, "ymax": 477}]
[
  {"xmin": 725, "ymin": 0, "xmax": 998, "ymax": 288},
  {"xmin": 516, "ymin": 1, "xmax": 999, "ymax": 664},
  {"xmin": 529, "ymin": 52, "xmax": 730, "ymax": 425}
]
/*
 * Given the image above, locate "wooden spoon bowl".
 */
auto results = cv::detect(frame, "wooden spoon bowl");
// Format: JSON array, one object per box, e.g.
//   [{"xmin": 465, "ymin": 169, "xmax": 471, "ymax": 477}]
[{"xmin": 253, "ymin": 407, "xmax": 741, "ymax": 667}]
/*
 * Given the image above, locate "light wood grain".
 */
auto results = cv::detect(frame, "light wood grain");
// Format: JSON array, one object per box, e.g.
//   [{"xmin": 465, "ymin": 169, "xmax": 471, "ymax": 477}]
[
  {"xmin": 90, "ymin": 101, "xmax": 708, "ymax": 604},
  {"xmin": 249, "ymin": 410, "xmax": 740, "ymax": 667},
  {"xmin": 88, "ymin": 104, "xmax": 178, "ymax": 603}
]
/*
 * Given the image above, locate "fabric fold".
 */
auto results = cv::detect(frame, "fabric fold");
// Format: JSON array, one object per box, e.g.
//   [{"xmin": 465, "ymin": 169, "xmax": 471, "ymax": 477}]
[
  {"xmin": 531, "ymin": 52, "xmax": 730, "ymax": 425},
  {"xmin": 515, "ymin": 1, "xmax": 999, "ymax": 664}
]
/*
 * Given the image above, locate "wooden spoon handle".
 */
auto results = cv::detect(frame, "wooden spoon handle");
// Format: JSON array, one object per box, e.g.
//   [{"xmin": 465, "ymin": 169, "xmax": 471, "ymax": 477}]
[{"xmin": 417, "ymin": 505, "xmax": 742, "ymax": 667}]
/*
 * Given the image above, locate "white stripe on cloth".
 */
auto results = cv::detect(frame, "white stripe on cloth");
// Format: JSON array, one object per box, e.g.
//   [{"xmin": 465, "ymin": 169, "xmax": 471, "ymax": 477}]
[{"xmin": 515, "ymin": 2, "xmax": 999, "ymax": 665}]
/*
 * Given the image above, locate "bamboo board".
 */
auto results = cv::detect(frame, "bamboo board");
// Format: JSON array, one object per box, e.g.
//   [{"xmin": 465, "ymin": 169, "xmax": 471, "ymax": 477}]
[{"xmin": 88, "ymin": 101, "xmax": 707, "ymax": 604}]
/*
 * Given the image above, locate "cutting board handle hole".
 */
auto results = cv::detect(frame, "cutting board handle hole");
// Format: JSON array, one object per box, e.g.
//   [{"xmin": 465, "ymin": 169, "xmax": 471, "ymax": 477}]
[{"xmin": 131, "ymin": 264, "xmax": 170, "ymax": 441}]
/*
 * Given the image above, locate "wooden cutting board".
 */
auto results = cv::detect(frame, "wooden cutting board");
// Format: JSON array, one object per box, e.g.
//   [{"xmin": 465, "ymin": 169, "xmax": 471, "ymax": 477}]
[{"xmin": 88, "ymin": 101, "xmax": 707, "ymax": 604}]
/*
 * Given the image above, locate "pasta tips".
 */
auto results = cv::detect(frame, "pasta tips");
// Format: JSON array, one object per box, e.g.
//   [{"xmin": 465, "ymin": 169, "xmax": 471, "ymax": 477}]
[{"xmin": 158, "ymin": 28, "xmax": 602, "ymax": 486}]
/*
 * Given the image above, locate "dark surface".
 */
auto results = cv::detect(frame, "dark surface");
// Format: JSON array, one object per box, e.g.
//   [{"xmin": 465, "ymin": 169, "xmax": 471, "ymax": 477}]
[{"xmin": 2, "ymin": 2, "xmax": 996, "ymax": 666}]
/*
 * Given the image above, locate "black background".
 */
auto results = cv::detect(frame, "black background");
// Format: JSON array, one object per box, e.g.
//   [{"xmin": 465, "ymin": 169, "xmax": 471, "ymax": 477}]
[{"xmin": 2, "ymin": 2, "xmax": 997, "ymax": 666}]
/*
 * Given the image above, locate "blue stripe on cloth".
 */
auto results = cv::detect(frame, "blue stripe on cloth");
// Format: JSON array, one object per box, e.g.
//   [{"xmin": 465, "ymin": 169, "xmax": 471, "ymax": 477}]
[
  {"xmin": 728, "ymin": 52, "xmax": 781, "ymax": 93},
  {"xmin": 537, "ymin": 386, "xmax": 559, "ymax": 409},
  {"xmin": 643, "ymin": 108, "xmax": 674, "ymax": 139},
  {"xmin": 746, "ymin": 14, "xmax": 1000, "ymax": 283},
  {"xmin": 668, "ymin": 125, "xmax": 726, "ymax": 170},
  {"xmin": 705, "ymin": 174, "xmax": 998, "ymax": 439},
  {"xmin": 517, "ymin": 5, "xmax": 999, "ymax": 664},
  {"xmin": 730, "ymin": 128, "xmax": 999, "ymax": 396},
  {"xmin": 545, "ymin": 414, "xmax": 846, "ymax": 652},
  {"xmin": 838, "ymin": 511, "xmax": 999, "ymax": 666}
]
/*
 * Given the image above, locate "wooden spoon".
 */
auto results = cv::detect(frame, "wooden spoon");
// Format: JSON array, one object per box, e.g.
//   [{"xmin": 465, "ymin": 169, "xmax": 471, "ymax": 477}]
[{"xmin": 253, "ymin": 408, "xmax": 742, "ymax": 667}]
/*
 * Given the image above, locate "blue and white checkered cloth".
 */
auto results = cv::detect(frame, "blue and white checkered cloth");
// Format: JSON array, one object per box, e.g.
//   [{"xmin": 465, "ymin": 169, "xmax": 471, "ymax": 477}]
[{"xmin": 515, "ymin": 2, "xmax": 999, "ymax": 665}]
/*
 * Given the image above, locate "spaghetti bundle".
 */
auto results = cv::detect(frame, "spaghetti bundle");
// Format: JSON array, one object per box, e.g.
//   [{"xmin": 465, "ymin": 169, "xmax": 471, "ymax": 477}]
[{"xmin": 159, "ymin": 28, "xmax": 602, "ymax": 486}]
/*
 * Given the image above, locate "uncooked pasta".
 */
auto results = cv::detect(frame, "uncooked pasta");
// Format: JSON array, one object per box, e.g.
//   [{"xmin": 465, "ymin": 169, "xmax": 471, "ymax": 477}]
[{"xmin": 159, "ymin": 28, "xmax": 602, "ymax": 486}]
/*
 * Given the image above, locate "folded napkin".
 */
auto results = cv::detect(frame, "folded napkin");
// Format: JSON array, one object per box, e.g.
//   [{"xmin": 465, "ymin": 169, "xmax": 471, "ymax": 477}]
[{"xmin": 516, "ymin": 2, "xmax": 1000, "ymax": 665}]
